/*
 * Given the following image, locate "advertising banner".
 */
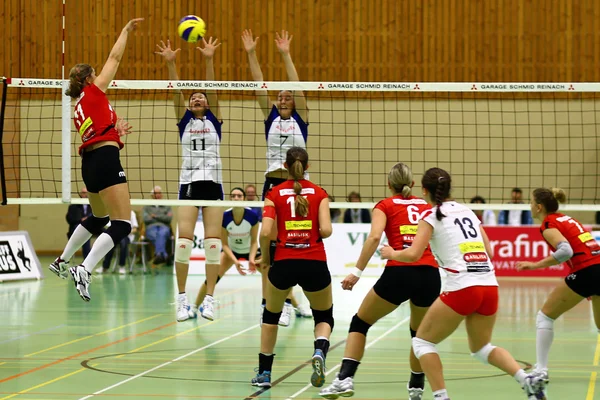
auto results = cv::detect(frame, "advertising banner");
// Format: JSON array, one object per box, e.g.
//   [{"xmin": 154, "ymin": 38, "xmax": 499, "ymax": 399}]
[{"xmin": 0, "ymin": 231, "xmax": 43, "ymax": 282}]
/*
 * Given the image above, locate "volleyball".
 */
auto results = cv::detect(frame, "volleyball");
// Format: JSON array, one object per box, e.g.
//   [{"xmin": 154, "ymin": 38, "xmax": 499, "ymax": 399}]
[{"xmin": 177, "ymin": 15, "xmax": 206, "ymax": 43}]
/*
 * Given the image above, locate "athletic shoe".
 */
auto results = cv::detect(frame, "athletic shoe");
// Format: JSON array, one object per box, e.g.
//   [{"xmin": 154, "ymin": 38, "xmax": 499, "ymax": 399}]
[
  {"xmin": 201, "ymin": 295, "xmax": 215, "ymax": 321},
  {"xmin": 407, "ymin": 383, "xmax": 424, "ymax": 400},
  {"xmin": 523, "ymin": 372, "xmax": 547, "ymax": 400},
  {"xmin": 533, "ymin": 366, "xmax": 549, "ymax": 385},
  {"xmin": 176, "ymin": 294, "xmax": 193, "ymax": 322},
  {"xmin": 69, "ymin": 265, "xmax": 91, "ymax": 302},
  {"xmin": 251, "ymin": 369, "xmax": 271, "ymax": 387},
  {"xmin": 311, "ymin": 348, "xmax": 326, "ymax": 387},
  {"xmin": 295, "ymin": 304, "xmax": 312, "ymax": 318},
  {"xmin": 319, "ymin": 374, "xmax": 354, "ymax": 399},
  {"xmin": 49, "ymin": 257, "xmax": 69, "ymax": 279},
  {"xmin": 278, "ymin": 302, "xmax": 293, "ymax": 327}
]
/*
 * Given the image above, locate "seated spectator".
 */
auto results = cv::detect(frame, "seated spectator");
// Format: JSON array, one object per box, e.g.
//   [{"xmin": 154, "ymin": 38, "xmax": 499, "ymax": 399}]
[
  {"xmin": 470, "ymin": 195, "xmax": 497, "ymax": 225},
  {"xmin": 102, "ymin": 210, "xmax": 138, "ymax": 274},
  {"xmin": 329, "ymin": 195, "xmax": 341, "ymax": 223},
  {"xmin": 498, "ymin": 187, "xmax": 533, "ymax": 225},
  {"xmin": 66, "ymin": 187, "xmax": 93, "ymax": 260},
  {"xmin": 343, "ymin": 191, "xmax": 371, "ymax": 223},
  {"xmin": 143, "ymin": 186, "xmax": 173, "ymax": 264},
  {"xmin": 245, "ymin": 184, "xmax": 263, "ymax": 221}
]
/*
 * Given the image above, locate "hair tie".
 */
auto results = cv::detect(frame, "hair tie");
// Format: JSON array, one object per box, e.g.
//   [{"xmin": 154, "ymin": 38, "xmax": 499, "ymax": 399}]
[{"xmin": 438, "ymin": 177, "xmax": 444, "ymax": 182}]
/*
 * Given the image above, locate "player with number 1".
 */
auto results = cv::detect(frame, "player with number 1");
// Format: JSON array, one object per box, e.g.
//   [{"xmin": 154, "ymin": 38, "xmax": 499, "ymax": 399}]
[{"xmin": 155, "ymin": 37, "xmax": 224, "ymax": 323}]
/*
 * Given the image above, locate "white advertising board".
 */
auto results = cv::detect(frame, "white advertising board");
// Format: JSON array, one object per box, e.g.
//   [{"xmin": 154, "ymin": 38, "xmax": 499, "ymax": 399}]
[{"xmin": 0, "ymin": 231, "xmax": 43, "ymax": 282}]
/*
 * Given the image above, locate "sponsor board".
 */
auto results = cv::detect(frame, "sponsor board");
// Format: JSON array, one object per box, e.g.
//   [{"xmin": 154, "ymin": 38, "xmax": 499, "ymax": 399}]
[{"xmin": 0, "ymin": 231, "xmax": 43, "ymax": 281}]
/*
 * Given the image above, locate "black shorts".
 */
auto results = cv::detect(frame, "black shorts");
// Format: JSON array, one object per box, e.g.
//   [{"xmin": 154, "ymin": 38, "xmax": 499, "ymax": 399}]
[
  {"xmin": 565, "ymin": 264, "xmax": 600, "ymax": 298},
  {"xmin": 262, "ymin": 177, "xmax": 287, "ymax": 200},
  {"xmin": 232, "ymin": 251, "xmax": 250, "ymax": 260},
  {"xmin": 373, "ymin": 266, "xmax": 441, "ymax": 307},
  {"xmin": 269, "ymin": 259, "xmax": 331, "ymax": 292},
  {"xmin": 81, "ymin": 146, "xmax": 127, "ymax": 193},
  {"xmin": 179, "ymin": 180, "xmax": 224, "ymax": 202}
]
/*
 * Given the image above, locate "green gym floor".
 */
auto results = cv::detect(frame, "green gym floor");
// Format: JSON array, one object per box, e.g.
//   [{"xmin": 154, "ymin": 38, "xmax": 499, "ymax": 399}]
[{"xmin": 0, "ymin": 257, "xmax": 597, "ymax": 400}]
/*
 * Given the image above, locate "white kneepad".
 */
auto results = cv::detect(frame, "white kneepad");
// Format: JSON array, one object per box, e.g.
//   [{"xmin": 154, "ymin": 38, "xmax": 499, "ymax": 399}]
[
  {"xmin": 412, "ymin": 337, "xmax": 438, "ymax": 359},
  {"xmin": 471, "ymin": 343, "xmax": 497, "ymax": 365},
  {"xmin": 536, "ymin": 311, "xmax": 554, "ymax": 331},
  {"xmin": 204, "ymin": 238, "xmax": 222, "ymax": 265},
  {"xmin": 174, "ymin": 238, "xmax": 194, "ymax": 264}
]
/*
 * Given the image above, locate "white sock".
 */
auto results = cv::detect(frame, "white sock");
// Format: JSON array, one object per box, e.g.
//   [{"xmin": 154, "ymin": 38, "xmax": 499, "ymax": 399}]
[
  {"xmin": 81, "ymin": 233, "xmax": 115, "ymax": 273},
  {"xmin": 514, "ymin": 369, "xmax": 528, "ymax": 386},
  {"xmin": 316, "ymin": 336, "xmax": 328, "ymax": 341},
  {"xmin": 60, "ymin": 224, "xmax": 92, "ymax": 261},
  {"xmin": 537, "ymin": 319, "xmax": 554, "ymax": 370},
  {"xmin": 433, "ymin": 389, "xmax": 448, "ymax": 399}
]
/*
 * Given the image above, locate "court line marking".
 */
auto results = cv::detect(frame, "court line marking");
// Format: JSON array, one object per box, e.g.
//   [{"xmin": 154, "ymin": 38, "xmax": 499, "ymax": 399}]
[
  {"xmin": 0, "ymin": 325, "xmax": 66, "ymax": 345},
  {"xmin": 24, "ymin": 314, "xmax": 162, "ymax": 357},
  {"xmin": 0, "ymin": 368, "xmax": 86, "ymax": 400},
  {"xmin": 586, "ymin": 333, "xmax": 600, "ymax": 400},
  {"xmin": 285, "ymin": 316, "xmax": 410, "ymax": 400},
  {"xmin": 0, "ymin": 321, "xmax": 177, "ymax": 384},
  {"xmin": 77, "ymin": 324, "xmax": 260, "ymax": 400}
]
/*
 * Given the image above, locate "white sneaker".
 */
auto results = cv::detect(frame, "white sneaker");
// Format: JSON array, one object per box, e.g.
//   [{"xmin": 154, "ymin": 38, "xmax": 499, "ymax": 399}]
[
  {"xmin": 295, "ymin": 304, "xmax": 312, "ymax": 318},
  {"xmin": 319, "ymin": 374, "xmax": 354, "ymax": 399},
  {"xmin": 523, "ymin": 372, "xmax": 547, "ymax": 400},
  {"xmin": 69, "ymin": 265, "xmax": 91, "ymax": 302},
  {"xmin": 49, "ymin": 257, "xmax": 69, "ymax": 279},
  {"xmin": 176, "ymin": 294, "xmax": 193, "ymax": 322},
  {"xmin": 279, "ymin": 302, "xmax": 293, "ymax": 327},
  {"xmin": 119, "ymin": 266, "xmax": 127, "ymax": 275},
  {"xmin": 201, "ymin": 295, "xmax": 215, "ymax": 321}
]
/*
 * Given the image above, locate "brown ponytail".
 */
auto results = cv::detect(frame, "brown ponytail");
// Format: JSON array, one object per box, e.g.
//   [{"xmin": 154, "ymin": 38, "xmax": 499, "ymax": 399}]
[
  {"xmin": 286, "ymin": 147, "xmax": 309, "ymax": 217},
  {"xmin": 421, "ymin": 168, "xmax": 452, "ymax": 221},
  {"xmin": 65, "ymin": 64, "xmax": 93, "ymax": 98}
]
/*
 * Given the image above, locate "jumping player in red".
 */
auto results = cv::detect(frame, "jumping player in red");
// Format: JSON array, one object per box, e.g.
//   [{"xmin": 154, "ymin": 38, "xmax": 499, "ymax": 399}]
[
  {"xmin": 517, "ymin": 188, "xmax": 600, "ymax": 390},
  {"xmin": 251, "ymin": 147, "xmax": 333, "ymax": 389},
  {"xmin": 49, "ymin": 18, "xmax": 143, "ymax": 302},
  {"xmin": 380, "ymin": 168, "xmax": 546, "ymax": 400},
  {"xmin": 320, "ymin": 162, "xmax": 440, "ymax": 400}
]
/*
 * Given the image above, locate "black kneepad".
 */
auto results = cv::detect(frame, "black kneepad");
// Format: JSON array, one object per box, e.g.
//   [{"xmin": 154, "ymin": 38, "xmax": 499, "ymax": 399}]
[
  {"xmin": 312, "ymin": 306, "xmax": 334, "ymax": 331},
  {"xmin": 349, "ymin": 314, "xmax": 371, "ymax": 336},
  {"xmin": 262, "ymin": 308, "xmax": 282, "ymax": 325},
  {"xmin": 410, "ymin": 327, "xmax": 417, "ymax": 338},
  {"xmin": 105, "ymin": 220, "xmax": 131, "ymax": 245},
  {"xmin": 81, "ymin": 215, "xmax": 110, "ymax": 235}
]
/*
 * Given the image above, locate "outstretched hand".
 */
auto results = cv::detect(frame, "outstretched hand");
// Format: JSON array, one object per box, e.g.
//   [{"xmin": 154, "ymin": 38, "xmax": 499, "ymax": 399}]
[
  {"xmin": 124, "ymin": 18, "xmax": 144, "ymax": 33},
  {"xmin": 275, "ymin": 30, "xmax": 293, "ymax": 54},
  {"xmin": 155, "ymin": 40, "xmax": 181, "ymax": 63},
  {"xmin": 241, "ymin": 29, "xmax": 259, "ymax": 53},
  {"xmin": 197, "ymin": 37, "xmax": 221, "ymax": 58},
  {"xmin": 115, "ymin": 118, "xmax": 133, "ymax": 137}
]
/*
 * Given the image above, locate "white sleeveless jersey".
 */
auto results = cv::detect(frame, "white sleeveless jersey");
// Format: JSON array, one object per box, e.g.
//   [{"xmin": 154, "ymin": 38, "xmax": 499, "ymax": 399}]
[
  {"xmin": 222, "ymin": 208, "xmax": 259, "ymax": 254},
  {"xmin": 423, "ymin": 201, "xmax": 498, "ymax": 291},
  {"xmin": 265, "ymin": 105, "xmax": 308, "ymax": 177},
  {"xmin": 177, "ymin": 109, "xmax": 222, "ymax": 184}
]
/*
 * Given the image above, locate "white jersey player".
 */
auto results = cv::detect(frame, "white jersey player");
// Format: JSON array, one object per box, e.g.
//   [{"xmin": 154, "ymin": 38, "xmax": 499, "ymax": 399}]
[
  {"xmin": 380, "ymin": 167, "xmax": 547, "ymax": 400},
  {"xmin": 156, "ymin": 38, "xmax": 225, "ymax": 323}
]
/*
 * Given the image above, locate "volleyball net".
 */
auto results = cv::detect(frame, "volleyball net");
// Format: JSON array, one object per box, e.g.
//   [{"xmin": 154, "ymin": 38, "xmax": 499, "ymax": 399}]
[{"xmin": 1, "ymin": 78, "xmax": 599, "ymax": 212}]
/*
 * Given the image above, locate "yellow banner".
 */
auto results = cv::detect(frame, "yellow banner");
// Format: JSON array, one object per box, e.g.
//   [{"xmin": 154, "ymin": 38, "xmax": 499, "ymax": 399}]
[
  {"xmin": 459, "ymin": 241, "xmax": 485, "ymax": 254},
  {"xmin": 400, "ymin": 225, "xmax": 418, "ymax": 234},
  {"xmin": 285, "ymin": 220, "xmax": 312, "ymax": 230},
  {"xmin": 579, "ymin": 232, "xmax": 593, "ymax": 242},
  {"xmin": 78, "ymin": 117, "xmax": 93, "ymax": 136}
]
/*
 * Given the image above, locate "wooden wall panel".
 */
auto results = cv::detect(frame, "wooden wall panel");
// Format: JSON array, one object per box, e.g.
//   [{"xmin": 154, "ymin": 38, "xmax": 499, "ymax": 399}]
[{"xmin": 2, "ymin": 0, "xmax": 600, "ymax": 82}]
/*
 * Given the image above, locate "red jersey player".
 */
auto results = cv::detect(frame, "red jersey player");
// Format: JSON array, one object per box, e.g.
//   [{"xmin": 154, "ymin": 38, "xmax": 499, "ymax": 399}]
[
  {"xmin": 320, "ymin": 162, "xmax": 440, "ymax": 400},
  {"xmin": 49, "ymin": 18, "xmax": 142, "ymax": 303},
  {"xmin": 251, "ymin": 147, "xmax": 333, "ymax": 389},
  {"xmin": 517, "ymin": 187, "xmax": 600, "ymax": 390}
]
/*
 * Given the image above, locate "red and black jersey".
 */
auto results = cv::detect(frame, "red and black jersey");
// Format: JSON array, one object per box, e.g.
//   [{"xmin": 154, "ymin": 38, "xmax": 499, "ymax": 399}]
[
  {"xmin": 74, "ymin": 84, "xmax": 123, "ymax": 154},
  {"xmin": 374, "ymin": 195, "xmax": 438, "ymax": 268},
  {"xmin": 265, "ymin": 179, "xmax": 328, "ymax": 261},
  {"xmin": 541, "ymin": 213, "xmax": 600, "ymax": 273}
]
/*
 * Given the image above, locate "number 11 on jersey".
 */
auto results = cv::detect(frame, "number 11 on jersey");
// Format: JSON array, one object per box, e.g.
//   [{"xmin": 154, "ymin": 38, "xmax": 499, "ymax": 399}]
[{"xmin": 191, "ymin": 138, "xmax": 206, "ymax": 151}]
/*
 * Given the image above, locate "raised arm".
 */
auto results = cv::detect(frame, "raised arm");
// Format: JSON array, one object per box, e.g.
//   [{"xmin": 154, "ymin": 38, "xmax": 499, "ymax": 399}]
[
  {"xmin": 242, "ymin": 29, "xmax": 272, "ymax": 118},
  {"xmin": 197, "ymin": 37, "xmax": 222, "ymax": 120},
  {"xmin": 155, "ymin": 40, "xmax": 186, "ymax": 121},
  {"xmin": 275, "ymin": 30, "xmax": 308, "ymax": 122},
  {"xmin": 95, "ymin": 18, "xmax": 144, "ymax": 92}
]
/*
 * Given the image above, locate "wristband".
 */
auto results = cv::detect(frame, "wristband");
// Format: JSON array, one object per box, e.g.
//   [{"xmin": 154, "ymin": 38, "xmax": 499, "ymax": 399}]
[{"xmin": 350, "ymin": 267, "xmax": 363, "ymax": 278}]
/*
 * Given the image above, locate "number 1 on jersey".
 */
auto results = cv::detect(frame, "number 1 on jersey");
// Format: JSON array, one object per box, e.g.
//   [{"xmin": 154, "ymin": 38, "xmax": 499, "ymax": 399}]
[
  {"xmin": 191, "ymin": 138, "xmax": 206, "ymax": 151},
  {"xmin": 287, "ymin": 196, "xmax": 308, "ymax": 218}
]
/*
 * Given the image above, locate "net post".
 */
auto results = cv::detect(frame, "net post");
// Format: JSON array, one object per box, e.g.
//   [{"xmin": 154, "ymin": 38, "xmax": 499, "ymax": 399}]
[
  {"xmin": 61, "ymin": 80, "xmax": 71, "ymax": 203},
  {"xmin": 0, "ymin": 78, "xmax": 9, "ymax": 206}
]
